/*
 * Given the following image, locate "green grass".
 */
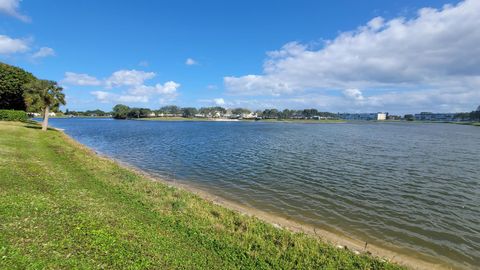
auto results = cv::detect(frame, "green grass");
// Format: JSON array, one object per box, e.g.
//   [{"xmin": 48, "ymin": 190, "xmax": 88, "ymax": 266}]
[{"xmin": 0, "ymin": 121, "xmax": 403, "ymax": 269}]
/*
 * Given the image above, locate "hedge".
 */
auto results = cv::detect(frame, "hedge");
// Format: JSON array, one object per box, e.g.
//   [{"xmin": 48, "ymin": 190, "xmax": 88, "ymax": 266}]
[{"xmin": 0, "ymin": 110, "xmax": 28, "ymax": 121}]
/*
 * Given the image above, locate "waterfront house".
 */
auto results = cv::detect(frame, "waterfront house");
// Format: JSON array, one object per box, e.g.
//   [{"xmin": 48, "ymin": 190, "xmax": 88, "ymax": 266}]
[
  {"xmin": 27, "ymin": 112, "xmax": 41, "ymax": 117},
  {"xmin": 241, "ymin": 112, "xmax": 258, "ymax": 119},
  {"xmin": 414, "ymin": 112, "xmax": 457, "ymax": 121}
]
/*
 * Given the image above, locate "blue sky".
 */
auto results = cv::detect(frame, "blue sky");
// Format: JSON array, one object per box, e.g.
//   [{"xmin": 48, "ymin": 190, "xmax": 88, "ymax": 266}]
[{"xmin": 2, "ymin": 0, "xmax": 479, "ymax": 114}]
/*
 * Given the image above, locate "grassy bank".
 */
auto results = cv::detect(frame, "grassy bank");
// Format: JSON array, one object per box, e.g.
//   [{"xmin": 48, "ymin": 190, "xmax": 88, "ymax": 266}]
[{"xmin": 0, "ymin": 121, "xmax": 402, "ymax": 269}]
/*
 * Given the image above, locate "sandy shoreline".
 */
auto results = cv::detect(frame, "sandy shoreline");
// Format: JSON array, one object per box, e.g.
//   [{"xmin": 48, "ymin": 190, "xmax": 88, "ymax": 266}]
[
  {"xmin": 109, "ymin": 161, "xmax": 452, "ymax": 270},
  {"xmin": 59, "ymin": 129, "xmax": 453, "ymax": 270}
]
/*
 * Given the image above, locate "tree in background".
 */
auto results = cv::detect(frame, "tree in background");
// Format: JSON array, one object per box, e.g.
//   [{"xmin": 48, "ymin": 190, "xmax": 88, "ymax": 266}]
[
  {"xmin": 181, "ymin": 107, "xmax": 198, "ymax": 118},
  {"xmin": 112, "ymin": 104, "xmax": 130, "ymax": 119},
  {"xmin": 302, "ymin": 109, "xmax": 319, "ymax": 118},
  {"xmin": 0, "ymin": 62, "xmax": 36, "ymax": 110},
  {"xmin": 127, "ymin": 108, "xmax": 152, "ymax": 118},
  {"xmin": 404, "ymin": 114, "xmax": 415, "ymax": 121},
  {"xmin": 278, "ymin": 109, "xmax": 294, "ymax": 119},
  {"xmin": 231, "ymin": 108, "xmax": 251, "ymax": 115},
  {"xmin": 158, "ymin": 105, "xmax": 182, "ymax": 115},
  {"xmin": 469, "ymin": 110, "xmax": 480, "ymax": 121},
  {"xmin": 262, "ymin": 109, "xmax": 279, "ymax": 119},
  {"xmin": 199, "ymin": 107, "xmax": 226, "ymax": 117},
  {"xmin": 23, "ymin": 80, "xmax": 66, "ymax": 131}
]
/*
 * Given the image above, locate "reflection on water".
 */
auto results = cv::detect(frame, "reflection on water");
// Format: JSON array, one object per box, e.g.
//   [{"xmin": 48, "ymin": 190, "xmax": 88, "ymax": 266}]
[{"xmin": 48, "ymin": 118, "xmax": 480, "ymax": 269}]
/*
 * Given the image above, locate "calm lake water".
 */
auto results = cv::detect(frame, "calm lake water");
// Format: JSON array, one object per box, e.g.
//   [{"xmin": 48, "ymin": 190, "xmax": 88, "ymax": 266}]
[{"xmin": 47, "ymin": 118, "xmax": 479, "ymax": 269}]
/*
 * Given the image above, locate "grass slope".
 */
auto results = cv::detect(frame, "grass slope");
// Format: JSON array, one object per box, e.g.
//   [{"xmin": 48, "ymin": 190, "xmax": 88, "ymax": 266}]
[{"xmin": 0, "ymin": 121, "xmax": 402, "ymax": 269}]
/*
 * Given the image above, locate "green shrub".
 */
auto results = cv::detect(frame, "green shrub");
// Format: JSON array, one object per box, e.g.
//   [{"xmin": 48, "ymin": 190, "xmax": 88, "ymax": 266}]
[{"xmin": 0, "ymin": 110, "xmax": 28, "ymax": 121}]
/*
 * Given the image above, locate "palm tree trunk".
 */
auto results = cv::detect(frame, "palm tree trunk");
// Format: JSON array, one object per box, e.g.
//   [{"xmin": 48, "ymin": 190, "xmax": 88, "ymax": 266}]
[{"xmin": 42, "ymin": 107, "xmax": 49, "ymax": 131}]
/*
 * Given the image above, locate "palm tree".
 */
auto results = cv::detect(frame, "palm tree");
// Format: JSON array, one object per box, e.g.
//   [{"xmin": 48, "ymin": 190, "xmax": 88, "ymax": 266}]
[{"xmin": 23, "ymin": 80, "xmax": 66, "ymax": 131}]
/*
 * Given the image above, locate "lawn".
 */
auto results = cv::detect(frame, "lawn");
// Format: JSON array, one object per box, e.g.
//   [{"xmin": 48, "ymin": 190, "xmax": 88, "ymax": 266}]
[{"xmin": 0, "ymin": 121, "xmax": 402, "ymax": 269}]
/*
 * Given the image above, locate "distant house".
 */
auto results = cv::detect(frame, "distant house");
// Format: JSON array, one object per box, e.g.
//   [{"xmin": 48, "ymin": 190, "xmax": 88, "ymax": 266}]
[
  {"xmin": 414, "ymin": 112, "xmax": 456, "ymax": 121},
  {"xmin": 27, "ymin": 112, "xmax": 41, "ymax": 117},
  {"xmin": 241, "ymin": 112, "xmax": 257, "ymax": 119},
  {"xmin": 148, "ymin": 112, "xmax": 156, "ymax": 117},
  {"xmin": 223, "ymin": 109, "xmax": 233, "ymax": 119},
  {"xmin": 312, "ymin": 116, "xmax": 333, "ymax": 120},
  {"xmin": 48, "ymin": 112, "xmax": 56, "ymax": 117}
]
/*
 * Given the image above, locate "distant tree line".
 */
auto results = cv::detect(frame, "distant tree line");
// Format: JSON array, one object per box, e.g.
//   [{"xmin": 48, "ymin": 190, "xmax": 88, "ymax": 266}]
[
  {"xmin": 111, "ymin": 104, "xmax": 339, "ymax": 120},
  {"xmin": 262, "ymin": 109, "xmax": 337, "ymax": 119},
  {"xmin": 65, "ymin": 109, "xmax": 110, "ymax": 117},
  {"xmin": 455, "ymin": 110, "xmax": 480, "ymax": 121}
]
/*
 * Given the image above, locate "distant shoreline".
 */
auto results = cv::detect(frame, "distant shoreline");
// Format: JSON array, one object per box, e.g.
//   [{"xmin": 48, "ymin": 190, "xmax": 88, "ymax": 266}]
[
  {"xmin": 47, "ymin": 116, "xmax": 480, "ymax": 126},
  {"xmin": 132, "ymin": 117, "xmax": 346, "ymax": 123}
]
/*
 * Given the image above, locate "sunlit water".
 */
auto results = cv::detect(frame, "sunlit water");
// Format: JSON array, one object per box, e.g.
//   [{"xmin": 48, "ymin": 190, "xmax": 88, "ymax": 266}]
[{"xmin": 46, "ymin": 118, "xmax": 479, "ymax": 269}]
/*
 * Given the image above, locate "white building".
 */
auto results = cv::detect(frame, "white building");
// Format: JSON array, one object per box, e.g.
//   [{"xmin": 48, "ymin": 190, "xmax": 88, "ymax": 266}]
[{"xmin": 377, "ymin": 113, "xmax": 387, "ymax": 120}]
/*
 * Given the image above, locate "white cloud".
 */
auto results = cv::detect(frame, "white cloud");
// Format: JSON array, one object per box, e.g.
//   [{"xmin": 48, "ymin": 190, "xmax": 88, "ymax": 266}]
[
  {"xmin": 71, "ymin": 69, "xmax": 180, "ymax": 105},
  {"xmin": 128, "ymin": 81, "xmax": 180, "ymax": 99},
  {"xmin": 117, "ymin": 95, "xmax": 149, "ymax": 103},
  {"xmin": 198, "ymin": 98, "xmax": 229, "ymax": 107},
  {"xmin": 62, "ymin": 72, "xmax": 102, "ymax": 86},
  {"xmin": 0, "ymin": 0, "xmax": 30, "ymax": 22},
  {"xmin": 185, "ymin": 58, "xmax": 198, "ymax": 66},
  {"xmin": 224, "ymin": 0, "xmax": 480, "ymax": 112},
  {"xmin": 91, "ymin": 91, "xmax": 149, "ymax": 104},
  {"xmin": 105, "ymin": 69, "xmax": 156, "ymax": 88},
  {"xmin": 32, "ymin": 47, "xmax": 55, "ymax": 59},
  {"xmin": 213, "ymin": 98, "xmax": 225, "ymax": 105},
  {"xmin": 90, "ymin": 91, "xmax": 111, "ymax": 103},
  {"xmin": 0, "ymin": 34, "xmax": 29, "ymax": 54},
  {"xmin": 342, "ymin": 88, "xmax": 365, "ymax": 102}
]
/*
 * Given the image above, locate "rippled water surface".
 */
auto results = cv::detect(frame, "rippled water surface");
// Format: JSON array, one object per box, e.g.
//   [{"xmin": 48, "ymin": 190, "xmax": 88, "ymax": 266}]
[{"xmin": 47, "ymin": 118, "xmax": 480, "ymax": 269}]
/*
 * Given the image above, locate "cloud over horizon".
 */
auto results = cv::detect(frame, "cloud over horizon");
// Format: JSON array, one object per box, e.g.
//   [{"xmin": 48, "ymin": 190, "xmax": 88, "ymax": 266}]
[
  {"xmin": 62, "ymin": 69, "xmax": 180, "ymax": 105},
  {"xmin": 224, "ymin": 0, "xmax": 480, "ymax": 113}
]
